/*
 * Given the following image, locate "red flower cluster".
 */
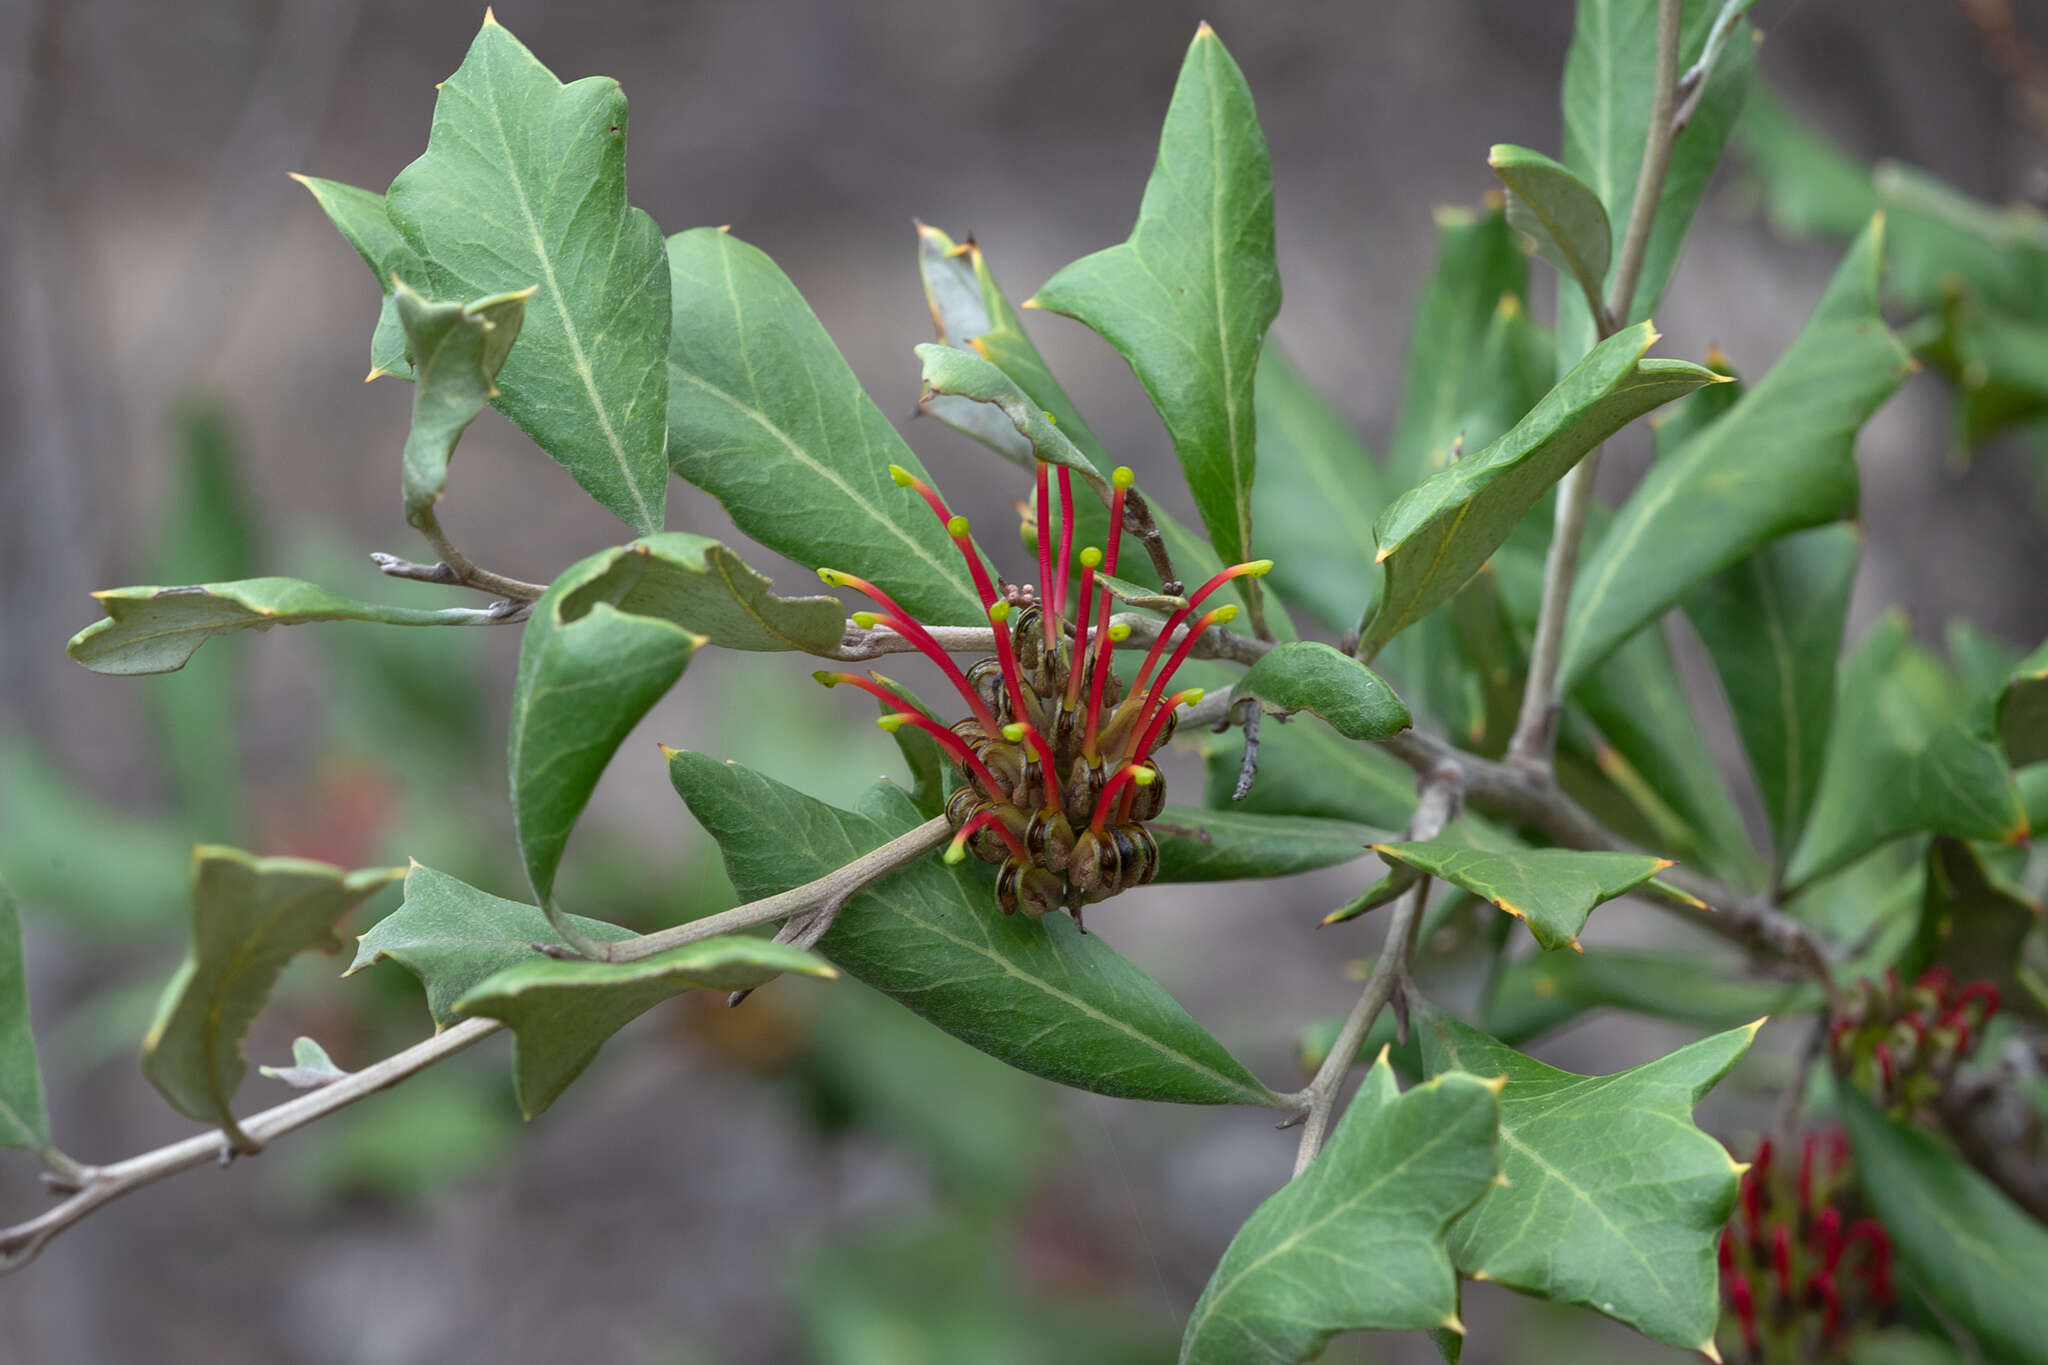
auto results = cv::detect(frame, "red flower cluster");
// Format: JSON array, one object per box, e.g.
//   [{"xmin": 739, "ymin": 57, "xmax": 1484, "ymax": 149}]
[
  {"xmin": 1830, "ymin": 967, "xmax": 1999, "ymax": 1116},
  {"xmin": 816, "ymin": 459, "xmax": 1269, "ymax": 927},
  {"xmin": 1719, "ymin": 1131, "xmax": 1894, "ymax": 1363}
]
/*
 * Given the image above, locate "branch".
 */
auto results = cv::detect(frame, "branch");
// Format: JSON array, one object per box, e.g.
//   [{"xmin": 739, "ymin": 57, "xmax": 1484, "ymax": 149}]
[
  {"xmin": 1288, "ymin": 759, "xmax": 1464, "ymax": 1176},
  {"xmin": 824, "ymin": 613, "xmax": 1269, "ymax": 668},
  {"xmin": 0, "ymin": 816, "xmax": 950, "ymax": 1272},
  {"xmin": 1505, "ymin": 0, "xmax": 1685, "ymax": 771},
  {"xmin": 375, "ymin": 503, "xmax": 547, "ymax": 604}
]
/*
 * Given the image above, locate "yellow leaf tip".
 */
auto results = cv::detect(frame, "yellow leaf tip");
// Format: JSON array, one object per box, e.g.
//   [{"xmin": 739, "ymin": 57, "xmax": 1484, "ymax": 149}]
[
  {"xmin": 1743, "ymin": 1016, "xmax": 1769, "ymax": 1039},
  {"xmin": 1195, "ymin": 20, "xmax": 1216, "ymax": 37},
  {"xmin": 1699, "ymin": 1340, "xmax": 1724, "ymax": 1364},
  {"xmin": 1440, "ymin": 1313, "xmax": 1466, "ymax": 1336},
  {"xmin": 1481, "ymin": 1072, "xmax": 1508, "ymax": 1095},
  {"xmin": 482, "ymin": 7, "xmax": 498, "ymax": 24},
  {"xmin": 1470, "ymin": 1269, "xmax": 1494, "ymax": 1283},
  {"xmin": 1020, "ymin": 296, "xmax": 1043, "ymax": 310},
  {"xmin": 1372, "ymin": 1042, "xmax": 1392, "ymax": 1068}
]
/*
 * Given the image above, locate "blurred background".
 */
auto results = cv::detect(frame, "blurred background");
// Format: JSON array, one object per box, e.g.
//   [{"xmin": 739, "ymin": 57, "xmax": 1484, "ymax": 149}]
[{"xmin": 2, "ymin": 1, "xmax": 2045, "ymax": 1361}]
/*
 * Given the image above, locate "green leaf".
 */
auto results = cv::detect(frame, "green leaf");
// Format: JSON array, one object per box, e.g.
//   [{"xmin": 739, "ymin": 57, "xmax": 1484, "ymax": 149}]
[
  {"xmin": 1386, "ymin": 203, "xmax": 1532, "ymax": 489},
  {"xmin": 1205, "ymin": 712, "xmax": 1419, "ymax": 831},
  {"xmin": 1149, "ymin": 805, "xmax": 1376, "ymax": 882},
  {"xmin": 0, "ymin": 883, "xmax": 53, "ymax": 1156},
  {"xmin": 1372, "ymin": 839, "xmax": 1671, "ymax": 951},
  {"xmin": 2000, "ymin": 639, "xmax": 2048, "ymax": 767},
  {"xmin": 455, "ymin": 937, "xmax": 835, "ymax": 1119},
  {"xmin": 348, "ymin": 862, "xmax": 633, "ymax": 1028},
  {"xmin": 1561, "ymin": 222, "xmax": 1910, "ymax": 685},
  {"xmin": 1419, "ymin": 1005, "xmax": 1757, "ymax": 1352},
  {"xmin": 548, "ymin": 533, "xmax": 846, "ymax": 654},
  {"xmin": 665, "ymin": 226, "xmax": 984, "ymax": 625},
  {"xmin": 914, "ymin": 342, "xmax": 1102, "ymax": 485},
  {"xmin": 1557, "ymin": 0, "xmax": 1756, "ymax": 357},
  {"xmin": 1484, "ymin": 947, "xmax": 1813, "ymax": 1045},
  {"xmin": 668, "ymin": 751, "xmax": 1277, "ymax": 1107},
  {"xmin": 387, "ymin": 15, "xmax": 671, "ymax": 533},
  {"xmin": 1179, "ymin": 1054, "xmax": 1500, "ymax": 1363},
  {"xmin": 67, "ymin": 578, "xmax": 498, "ymax": 677},
  {"xmin": 1359, "ymin": 323, "xmax": 1720, "ymax": 660},
  {"xmin": 1917, "ymin": 837, "xmax": 2047, "ymax": 1022},
  {"xmin": 1839, "ymin": 1081, "xmax": 2048, "ymax": 1365},
  {"xmin": 507, "ymin": 551, "xmax": 700, "ymax": 927},
  {"xmin": 913, "ymin": 224, "xmax": 1036, "ymax": 466},
  {"xmin": 142, "ymin": 849, "xmax": 401, "ymax": 1141},
  {"xmin": 1684, "ymin": 524, "xmax": 1860, "ymax": 866},
  {"xmin": 1030, "ymin": 23, "xmax": 1279, "ymax": 569},
  {"xmin": 393, "ymin": 279, "xmax": 531, "ymax": 525},
  {"xmin": 290, "ymin": 174, "xmax": 424, "ymax": 380},
  {"xmin": 1237, "ymin": 641, "xmax": 1411, "ymax": 742},
  {"xmin": 1490, "ymin": 143, "xmax": 1612, "ymax": 322},
  {"xmin": 1787, "ymin": 611, "xmax": 2028, "ymax": 889},
  {"xmin": 259, "ymin": 1036, "xmax": 349, "ymax": 1089},
  {"xmin": 1250, "ymin": 344, "xmax": 1386, "ymax": 631}
]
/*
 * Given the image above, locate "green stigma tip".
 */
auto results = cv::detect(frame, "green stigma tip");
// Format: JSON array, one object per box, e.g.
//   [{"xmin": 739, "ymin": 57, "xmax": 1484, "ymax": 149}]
[
  {"xmin": 1131, "ymin": 765, "xmax": 1157, "ymax": 786},
  {"xmin": 1108, "ymin": 623, "xmax": 1132, "ymax": 641},
  {"xmin": 1001, "ymin": 722, "xmax": 1027, "ymax": 743},
  {"xmin": 811, "ymin": 671, "xmax": 840, "ymax": 686},
  {"xmin": 876, "ymin": 715, "xmax": 905, "ymax": 732},
  {"xmin": 1112, "ymin": 466, "xmax": 1135, "ymax": 489},
  {"xmin": 943, "ymin": 842, "xmax": 967, "ymax": 864},
  {"xmin": 947, "ymin": 514, "xmax": 971, "ymax": 537},
  {"xmin": 1181, "ymin": 688, "xmax": 1205, "ymax": 705},
  {"xmin": 1245, "ymin": 559, "xmax": 1275, "ymax": 577},
  {"xmin": 1079, "ymin": 547, "xmax": 1102, "ymax": 568},
  {"xmin": 816, "ymin": 566, "xmax": 840, "ymax": 584},
  {"xmin": 1213, "ymin": 604, "xmax": 1240, "ymax": 624},
  {"xmin": 851, "ymin": 611, "xmax": 880, "ymax": 629},
  {"xmin": 888, "ymin": 464, "xmax": 916, "ymax": 487},
  {"xmin": 1043, "ymin": 410, "xmax": 1057, "ymax": 425},
  {"xmin": 988, "ymin": 601, "xmax": 1011, "ymax": 623}
]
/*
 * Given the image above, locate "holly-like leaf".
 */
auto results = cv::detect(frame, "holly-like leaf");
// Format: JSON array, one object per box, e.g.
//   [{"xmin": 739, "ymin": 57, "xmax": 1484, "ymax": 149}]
[
  {"xmin": 348, "ymin": 862, "xmax": 633, "ymax": 1027},
  {"xmin": 393, "ymin": 280, "xmax": 531, "ymax": 525},
  {"xmin": 1484, "ymin": 948, "xmax": 1816, "ymax": 1045},
  {"xmin": 1236, "ymin": 641, "xmax": 1412, "ymax": 743},
  {"xmin": 0, "ymin": 883, "xmax": 53, "ymax": 1156},
  {"xmin": 1205, "ymin": 713, "xmax": 1419, "ymax": 832},
  {"xmin": 507, "ymin": 552, "xmax": 699, "ymax": 929},
  {"xmin": 1250, "ymin": 344, "xmax": 1387, "ymax": 631},
  {"xmin": 548, "ymin": 533, "xmax": 846, "ymax": 655},
  {"xmin": 1030, "ymin": 23, "xmax": 1279, "ymax": 570},
  {"xmin": 1561, "ymin": 223, "xmax": 1910, "ymax": 685},
  {"xmin": 1418, "ymin": 1006, "xmax": 1757, "ymax": 1352},
  {"xmin": 142, "ymin": 849, "xmax": 401, "ymax": 1141},
  {"xmin": 66, "ymin": 578, "xmax": 500, "ymax": 677},
  {"xmin": 668, "ymin": 752, "xmax": 1277, "ymax": 1107},
  {"xmin": 1372, "ymin": 840, "xmax": 1670, "ymax": 951},
  {"xmin": 1149, "ymin": 806, "xmax": 1376, "ymax": 882},
  {"xmin": 1916, "ymin": 837, "xmax": 2048, "ymax": 1021},
  {"xmin": 1556, "ymin": 0, "xmax": 1756, "ymax": 358},
  {"xmin": 2001, "ymin": 638, "xmax": 2048, "ymax": 767},
  {"xmin": 455, "ymin": 937, "xmax": 835, "ymax": 1119},
  {"xmin": 1839, "ymin": 1082, "xmax": 2048, "ymax": 1365},
  {"xmin": 1359, "ymin": 323, "xmax": 1718, "ymax": 661},
  {"xmin": 259, "ymin": 1036, "xmax": 349, "ymax": 1090},
  {"xmin": 665, "ymin": 227, "xmax": 983, "ymax": 625},
  {"xmin": 1490, "ymin": 143, "xmax": 1612, "ymax": 324},
  {"xmin": 1787, "ymin": 612, "xmax": 2028, "ymax": 890},
  {"xmin": 290, "ymin": 174, "xmax": 424, "ymax": 380},
  {"xmin": 1179, "ymin": 1053, "xmax": 1501, "ymax": 1364},
  {"xmin": 386, "ymin": 15, "xmax": 672, "ymax": 533}
]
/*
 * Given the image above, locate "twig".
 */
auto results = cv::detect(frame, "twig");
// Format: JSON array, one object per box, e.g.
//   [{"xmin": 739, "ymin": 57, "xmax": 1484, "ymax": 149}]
[
  {"xmin": 0, "ymin": 816, "xmax": 951, "ymax": 1271},
  {"xmin": 824, "ymin": 614, "xmax": 1268, "ymax": 668},
  {"xmin": 1227, "ymin": 701, "xmax": 1263, "ymax": 801},
  {"xmin": 1289, "ymin": 760, "xmax": 1464, "ymax": 1176},
  {"xmin": 379, "ymin": 503, "xmax": 547, "ymax": 603},
  {"xmin": 1117, "ymin": 484, "xmax": 1183, "ymax": 599},
  {"xmin": 1505, "ymin": 0, "xmax": 1685, "ymax": 772},
  {"xmin": 1671, "ymin": 0, "xmax": 1757, "ymax": 134}
]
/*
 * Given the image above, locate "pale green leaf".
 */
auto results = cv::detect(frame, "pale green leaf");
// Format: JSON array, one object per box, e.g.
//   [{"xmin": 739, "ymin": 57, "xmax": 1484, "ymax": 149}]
[
  {"xmin": 0, "ymin": 884, "xmax": 53, "ymax": 1155},
  {"xmin": 665, "ymin": 226, "xmax": 983, "ymax": 625},
  {"xmin": 1148, "ymin": 805, "xmax": 1377, "ymax": 883},
  {"xmin": 550, "ymin": 533, "xmax": 846, "ymax": 654},
  {"xmin": 1031, "ymin": 23, "xmax": 1279, "ymax": 569},
  {"xmin": 348, "ymin": 862, "xmax": 633, "ymax": 1028},
  {"xmin": 1787, "ymin": 612, "xmax": 2028, "ymax": 889},
  {"xmin": 1490, "ymin": 143, "xmax": 1612, "ymax": 323},
  {"xmin": 1561, "ymin": 223, "xmax": 1910, "ymax": 685},
  {"xmin": 387, "ymin": 16, "xmax": 671, "ymax": 533},
  {"xmin": 142, "ymin": 849, "xmax": 401, "ymax": 1138},
  {"xmin": 914, "ymin": 342, "xmax": 1103, "ymax": 485},
  {"xmin": 456, "ymin": 937, "xmax": 835, "ymax": 1118},
  {"xmin": 1237, "ymin": 642, "xmax": 1411, "ymax": 741},
  {"xmin": 290, "ymin": 174, "xmax": 423, "ymax": 379},
  {"xmin": 1840, "ymin": 1082, "xmax": 2048, "ymax": 1365},
  {"xmin": 1359, "ymin": 322, "xmax": 1720, "ymax": 660},
  {"xmin": 1179, "ymin": 1055, "xmax": 1500, "ymax": 1363},
  {"xmin": 393, "ymin": 279, "xmax": 531, "ymax": 525},
  {"xmin": 259, "ymin": 1036, "xmax": 349, "ymax": 1089},
  {"xmin": 67, "ymin": 578, "xmax": 499, "ymax": 677},
  {"xmin": 1372, "ymin": 839, "xmax": 1671, "ymax": 951},
  {"xmin": 668, "ymin": 752, "xmax": 1277, "ymax": 1107},
  {"xmin": 507, "ymin": 551, "xmax": 699, "ymax": 926},
  {"xmin": 1418, "ymin": 1006, "xmax": 1757, "ymax": 1352}
]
